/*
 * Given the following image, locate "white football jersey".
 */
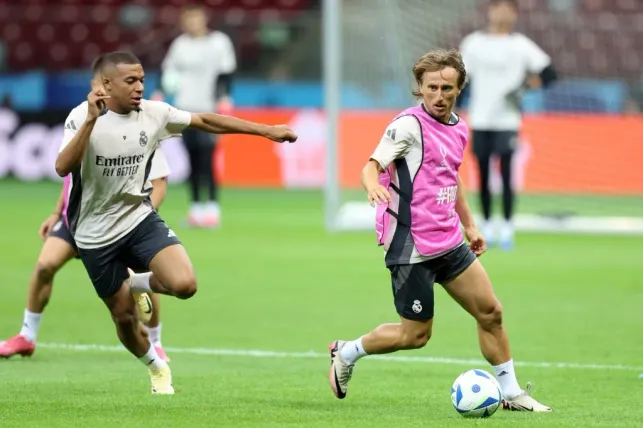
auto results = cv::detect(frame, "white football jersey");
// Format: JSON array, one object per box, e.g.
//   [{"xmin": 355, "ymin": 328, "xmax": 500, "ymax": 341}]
[
  {"xmin": 460, "ymin": 31, "xmax": 551, "ymax": 131},
  {"xmin": 59, "ymin": 100, "xmax": 191, "ymax": 249}
]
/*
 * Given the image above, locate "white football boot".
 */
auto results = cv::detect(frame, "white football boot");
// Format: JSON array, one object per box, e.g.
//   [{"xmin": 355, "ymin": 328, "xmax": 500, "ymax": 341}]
[
  {"xmin": 502, "ymin": 383, "xmax": 552, "ymax": 412},
  {"xmin": 328, "ymin": 340, "xmax": 354, "ymax": 399}
]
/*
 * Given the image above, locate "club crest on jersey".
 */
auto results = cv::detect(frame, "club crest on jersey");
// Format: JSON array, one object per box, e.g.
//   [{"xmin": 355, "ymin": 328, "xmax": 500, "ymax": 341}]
[{"xmin": 139, "ymin": 131, "xmax": 148, "ymax": 147}]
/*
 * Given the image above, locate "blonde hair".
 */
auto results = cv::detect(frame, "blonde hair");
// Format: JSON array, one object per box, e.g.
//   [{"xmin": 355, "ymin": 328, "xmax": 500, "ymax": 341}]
[{"xmin": 412, "ymin": 48, "xmax": 467, "ymax": 97}]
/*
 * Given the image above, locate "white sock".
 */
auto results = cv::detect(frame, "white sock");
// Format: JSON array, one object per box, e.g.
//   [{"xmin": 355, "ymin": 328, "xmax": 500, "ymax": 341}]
[
  {"xmin": 19, "ymin": 310, "xmax": 42, "ymax": 343},
  {"xmin": 493, "ymin": 359, "xmax": 522, "ymax": 399},
  {"xmin": 339, "ymin": 337, "xmax": 367, "ymax": 364},
  {"xmin": 130, "ymin": 272, "xmax": 153, "ymax": 293},
  {"xmin": 148, "ymin": 324, "xmax": 162, "ymax": 346},
  {"xmin": 138, "ymin": 344, "xmax": 167, "ymax": 370}
]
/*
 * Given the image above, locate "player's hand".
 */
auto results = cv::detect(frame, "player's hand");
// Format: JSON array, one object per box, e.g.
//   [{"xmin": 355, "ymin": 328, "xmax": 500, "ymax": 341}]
[
  {"xmin": 264, "ymin": 125, "xmax": 298, "ymax": 143},
  {"xmin": 39, "ymin": 214, "xmax": 60, "ymax": 240},
  {"xmin": 464, "ymin": 226, "xmax": 486, "ymax": 256},
  {"xmin": 87, "ymin": 86, "xmax": 110, "ymax": 120},
  {"xmin": 366, "ymin": 184, "xmax": 392, "ymax": 207}
]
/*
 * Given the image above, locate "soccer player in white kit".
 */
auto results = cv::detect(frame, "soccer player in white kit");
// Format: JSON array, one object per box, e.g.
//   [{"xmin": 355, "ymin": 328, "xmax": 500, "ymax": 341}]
[
  {"xmin": 0, "ymin": 64, "xmax": 172, "ymax": 362},
  {"xmin": 55, "ymin": 51, "xmax": 297, "ymax": 394},
  {"xmin": 459, "ymin": 0, "xmax": 556, "ymax": 249}
]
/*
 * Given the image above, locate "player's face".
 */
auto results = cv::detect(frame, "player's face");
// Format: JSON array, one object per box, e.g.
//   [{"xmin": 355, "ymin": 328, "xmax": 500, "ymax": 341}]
[
  {"xmin": 103, "ymin": 63, "xmax": 145, "ymax": 113},
  {"xmin": 181, "ymin": 10, "xmax": 208, "ymax": 37},
  {"xmin": 488, "ymin": 2, "xmax": 517, "ymax": 28},
  {"xmin": 419, "ymin": 67, "xmax": 461, "ymax": 122}
]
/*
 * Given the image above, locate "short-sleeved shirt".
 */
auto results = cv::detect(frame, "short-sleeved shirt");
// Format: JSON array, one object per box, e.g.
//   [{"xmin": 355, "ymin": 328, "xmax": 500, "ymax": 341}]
[
  {"xmin": 59, "ymin": 100, "xmax": 191, "ymax": 249},
  {"xmin": 162, "ymin": 31, "xmax": 237, "ymax": 112},
  {"xmin": 370, "ymin": 113, "xmax": 463, "ymax": 265},
  {"xmin": 148, "ymin": 146, "xmax": 171, "ymax": 182},
  {"xmin": 460, "ymin": 31, "xmax": 551, "ymax": 131},
  {"xmin": 61, "ymin": 144, "xmax": 170, "ymax": 220}
]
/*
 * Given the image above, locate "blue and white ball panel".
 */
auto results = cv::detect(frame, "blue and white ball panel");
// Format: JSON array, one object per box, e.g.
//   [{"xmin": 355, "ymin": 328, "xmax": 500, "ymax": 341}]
[{"xmin": 451, "ymin": 369, "xmax": 502, "ymax": 418}]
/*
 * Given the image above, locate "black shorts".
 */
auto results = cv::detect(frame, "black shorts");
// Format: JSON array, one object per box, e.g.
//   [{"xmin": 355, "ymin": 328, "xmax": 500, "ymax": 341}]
[
  {"xmin": 389, "ymin": 244, "xmax": 477, "ymax": 321},
  {"xmin": 471, "ymin": 130, "xmax": 518, "ymax": 158},
  {"xmin": 48, "ymin": 218, "xmax": 79, "ymax": 258},
  {"xmin": 182, "ymin": 127, "xmax": 216, "ymax": 150},
  {"xmin": 77, "ymin": 211, "xmax": 181, "ymax": 299}
]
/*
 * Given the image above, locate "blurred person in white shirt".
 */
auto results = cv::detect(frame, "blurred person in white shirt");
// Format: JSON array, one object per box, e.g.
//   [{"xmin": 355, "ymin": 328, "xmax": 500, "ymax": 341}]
[
  {"xmin": 459, "ymin": 0, "xmax": 557, "ymax": 249},
  {"xmin": 160, "ymin": 4, "xmax": 237, "ymax": 228}
]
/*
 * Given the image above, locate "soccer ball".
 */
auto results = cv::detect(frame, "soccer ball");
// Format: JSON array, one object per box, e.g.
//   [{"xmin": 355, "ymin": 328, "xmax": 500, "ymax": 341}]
[{"xmin": 451, "ymin": 369, "xmax": 502, "ymax": 418}]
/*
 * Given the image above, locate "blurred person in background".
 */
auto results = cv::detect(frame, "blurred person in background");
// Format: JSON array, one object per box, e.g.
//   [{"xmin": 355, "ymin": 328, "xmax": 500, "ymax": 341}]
[
  {"xmin": 459, "ymin": 0, "xmax": 557, "ymax": 249},
  {"xmin": 159, "ymin": 4, "xmax": 237, "ymax": 228}
]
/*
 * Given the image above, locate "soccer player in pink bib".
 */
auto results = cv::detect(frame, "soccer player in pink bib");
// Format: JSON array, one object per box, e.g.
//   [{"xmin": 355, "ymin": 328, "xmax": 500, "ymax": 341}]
[{"xmin": 328, "ymin": 49, "xmax": 551, "ymax": 412}]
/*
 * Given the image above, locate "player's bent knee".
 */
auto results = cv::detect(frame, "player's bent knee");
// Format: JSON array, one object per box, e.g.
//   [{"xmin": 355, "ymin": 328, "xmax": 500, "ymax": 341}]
[
  {"xmin": 34, "ymin": 259, "xmax": 61, "ymax": 283},
  {"xmin": 411, "ymin": 332, "xmax": 431, "ymax": 349},
  {"xmin": 110, "ymin": 306, "xmax": 139, "ymax": 332},
  {"xmin": 400, "ymin": 329, "xmax": 432, "ymax": 350},
  {"xmin": 476, "ymin": 301, "xmax": 503, "ymax": 331},
  {"xmin": 113, "ymin": 312, "xmax": 138, "ymax": 328},
  {"xmin": 172, "ymin": 273, "xmax": 197, "ymax": 300},
  {"xmin": 107, "ymin": 294, "xmax": 138, "ymax": 324}
]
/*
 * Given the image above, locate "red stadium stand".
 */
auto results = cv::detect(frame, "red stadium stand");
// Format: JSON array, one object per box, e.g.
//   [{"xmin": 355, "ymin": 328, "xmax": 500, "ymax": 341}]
[
  {"xmin": 0, "ymin": 0, "xmax": 311, "ymax": 71},
  {"xmin": 442, "ymin": 0, "xmax": 643, "ymax": 81}
]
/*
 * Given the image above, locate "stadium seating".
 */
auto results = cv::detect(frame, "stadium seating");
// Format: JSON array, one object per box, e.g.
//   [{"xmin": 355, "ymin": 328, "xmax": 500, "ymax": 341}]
[
  {"xmin": 442, "ymin": 0, "xmax": 642, "ymax": 112},
  {"xmin": 0, "ymin": 0, "xmax": 311, "ymax": 71}
]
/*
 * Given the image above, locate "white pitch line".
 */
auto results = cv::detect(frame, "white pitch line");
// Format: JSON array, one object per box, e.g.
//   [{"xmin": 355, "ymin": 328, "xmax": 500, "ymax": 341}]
[{"xmin": 37, "ymin": 342, "xmax": 643, "ymax": 372}]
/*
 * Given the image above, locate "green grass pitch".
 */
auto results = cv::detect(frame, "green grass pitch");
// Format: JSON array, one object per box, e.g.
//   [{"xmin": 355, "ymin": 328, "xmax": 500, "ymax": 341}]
[{"xmin": 0, "ymin": 180, "xmax": 641, "ymax": 427}]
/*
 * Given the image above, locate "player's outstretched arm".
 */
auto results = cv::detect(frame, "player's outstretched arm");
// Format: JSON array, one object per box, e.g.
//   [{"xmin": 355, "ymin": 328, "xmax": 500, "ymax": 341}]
[
  {"xmin": 188, "ymin": 113, "xmax": 297, "ymax": 143},
  {"xmin": 55, "ymin": 87, "xmax": 110, "ymax": 177}
]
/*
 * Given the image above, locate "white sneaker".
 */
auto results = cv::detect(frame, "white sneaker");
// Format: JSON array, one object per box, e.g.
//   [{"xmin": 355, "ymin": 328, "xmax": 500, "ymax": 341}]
[
  {"xmin": 482, "ymin": 221, "xmax": 496, "ymax": 247},
  {"xmin": 328, "ymin": 340, "xmax": 354, "ymax": 399},
  {"xmin": 499, "ymin": 221, "xmax": 514, "ymax": 251},
  {"xmin": 202, "ymin": 203, "xmax": 221, "ymax": 229},
  {"xmin": 187, "ymin": 205, "xmax": 203, "ymax": 228},
  {"xmin": 149, "ymin": 365, "xmax": 174, "ymax": 395},
  {"xmin": 502, "ymin": 383, "xmax": 551, "ymax": 412},
  {"xmin": 133, "ymin": 293, "xmax": 153, "ymax": 324}
]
